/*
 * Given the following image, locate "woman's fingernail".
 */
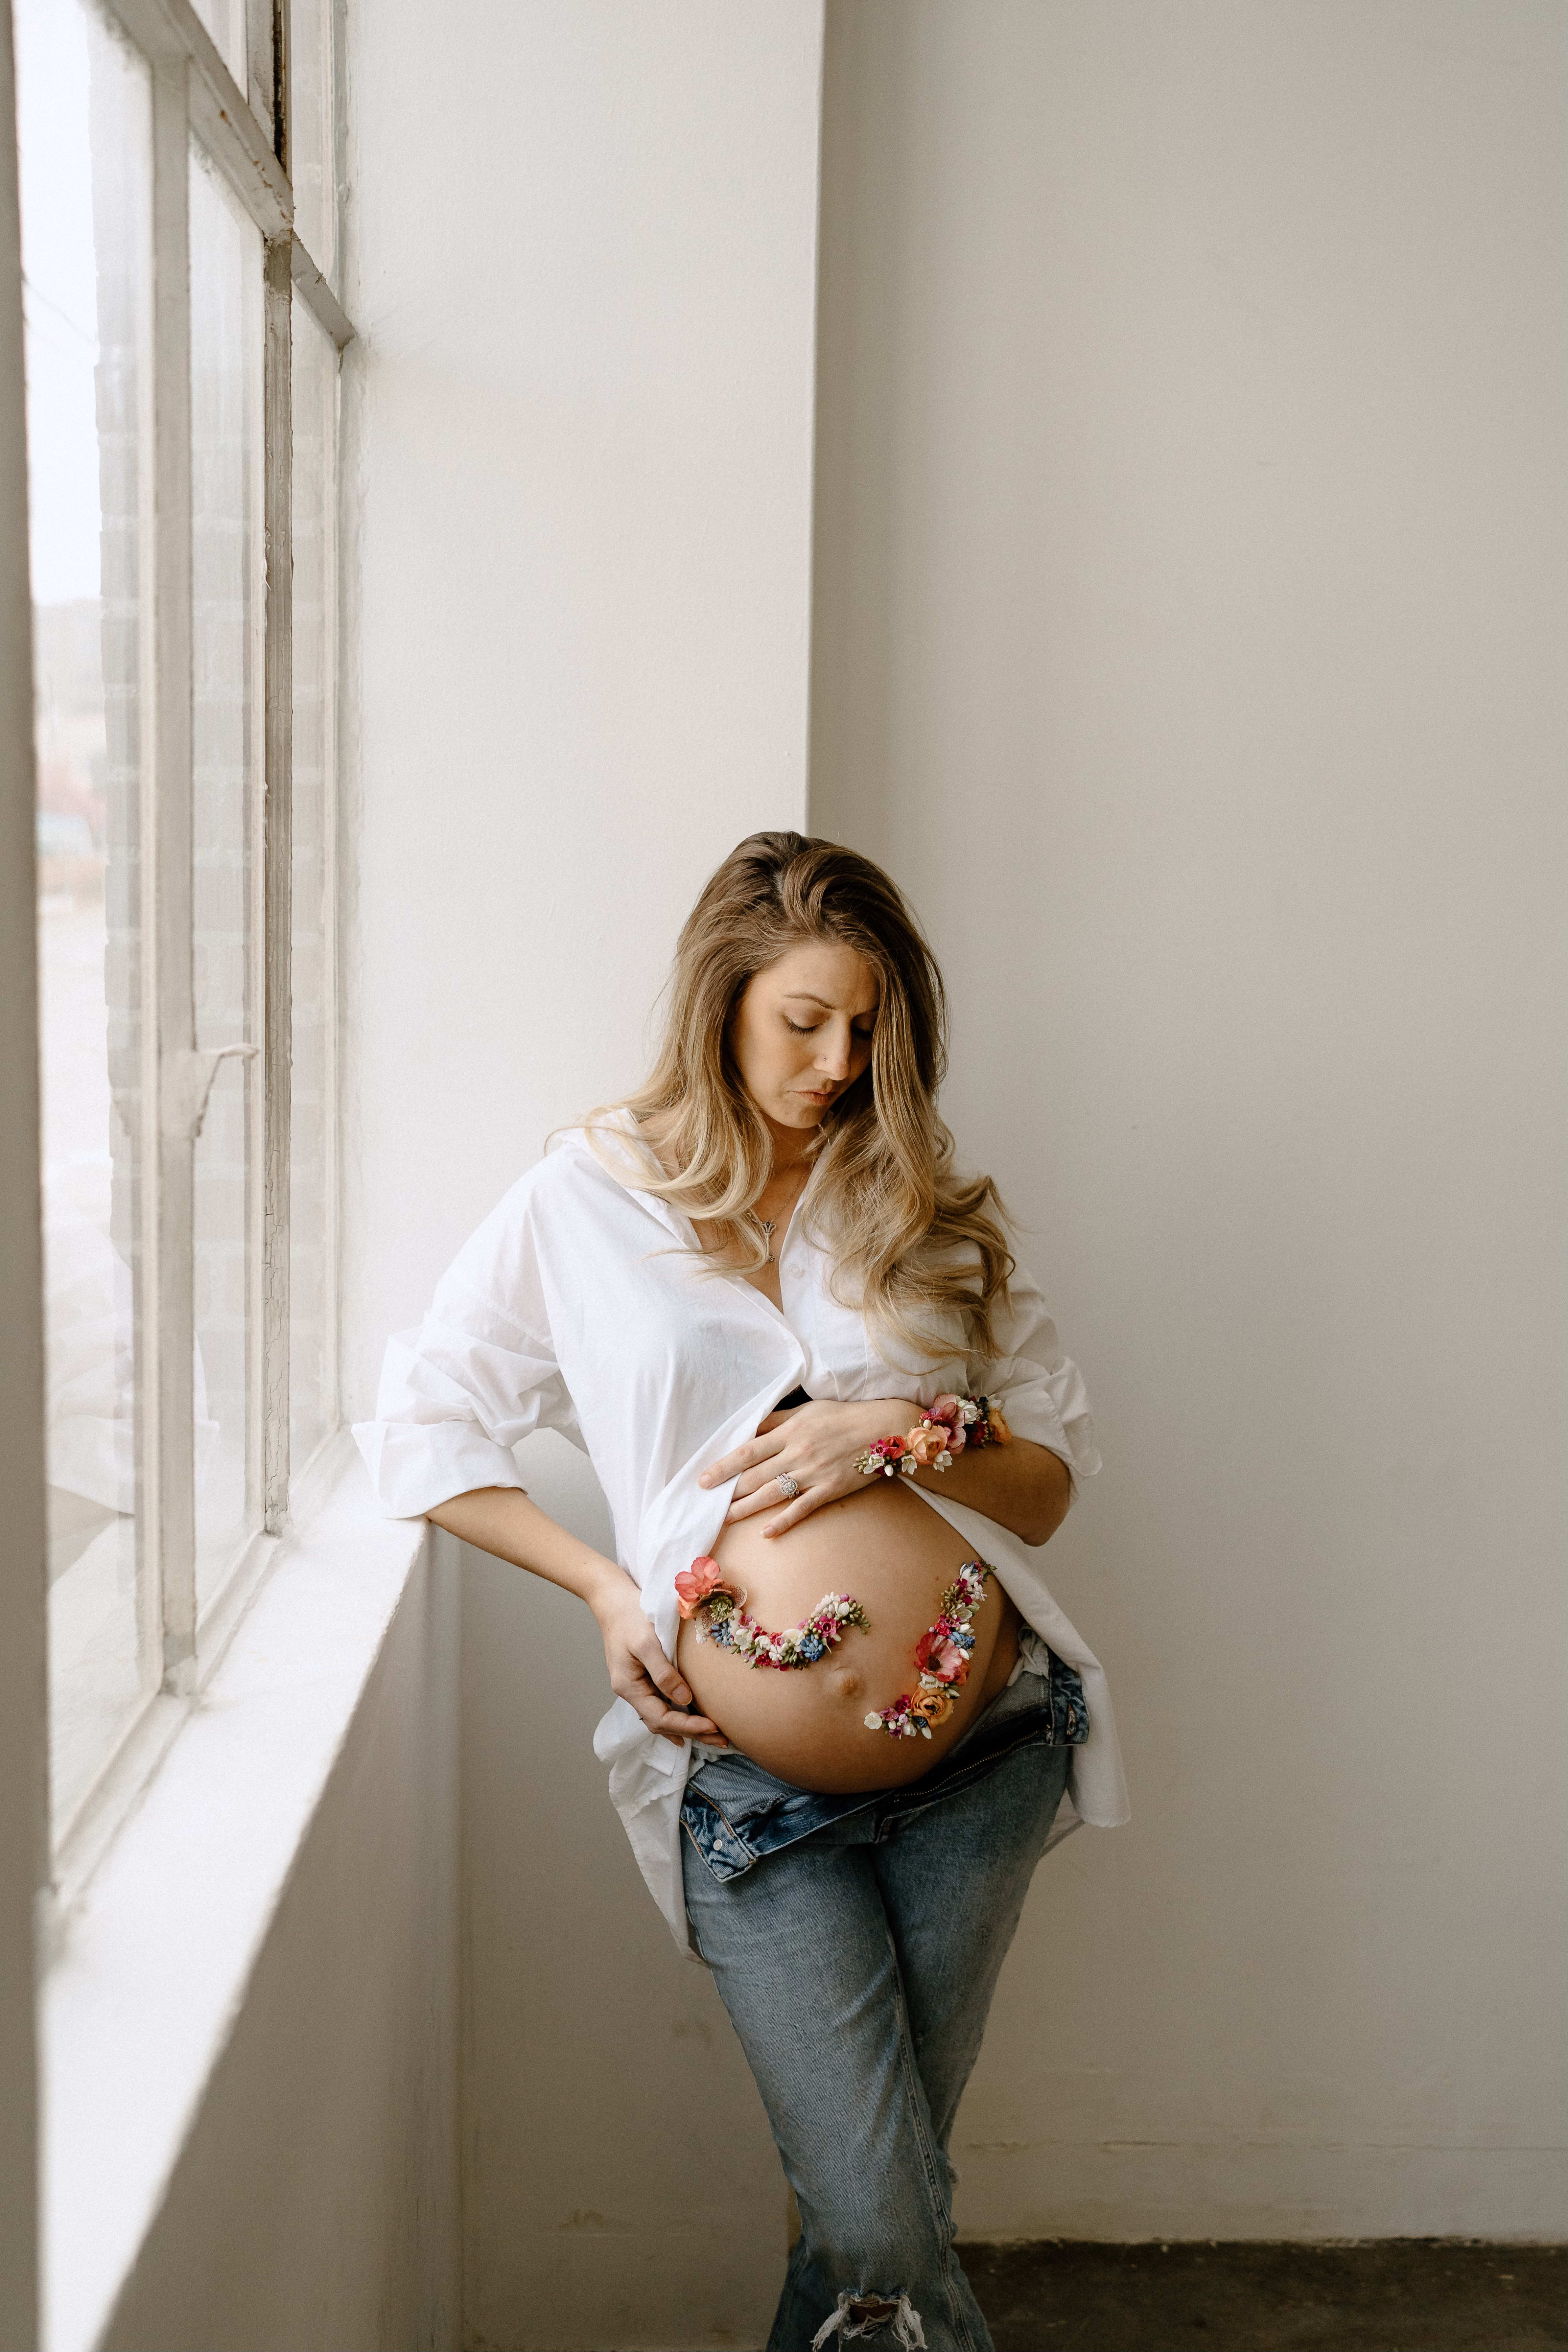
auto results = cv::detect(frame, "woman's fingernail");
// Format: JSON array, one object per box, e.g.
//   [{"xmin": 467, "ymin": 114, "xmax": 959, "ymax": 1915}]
[
  {"xmin": 675, "ymin": 1686, "xmax": 691, "ymax": 1706},
  {"xmin": 698, "ymin": 1474, "xmax": 711, "ymax": 1488}
]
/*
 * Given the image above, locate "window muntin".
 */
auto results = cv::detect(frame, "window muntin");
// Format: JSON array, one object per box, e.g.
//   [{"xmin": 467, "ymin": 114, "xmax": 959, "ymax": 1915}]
[{"xmin": 18, "ymin": 0, "xmax": 353, "ymax": 1848}]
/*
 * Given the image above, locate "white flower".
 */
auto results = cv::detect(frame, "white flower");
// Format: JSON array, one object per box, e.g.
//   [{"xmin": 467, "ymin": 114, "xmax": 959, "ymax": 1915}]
[{"xmin": 864, "ymin": 1712, "xmax": 882, "ymax": 1730}]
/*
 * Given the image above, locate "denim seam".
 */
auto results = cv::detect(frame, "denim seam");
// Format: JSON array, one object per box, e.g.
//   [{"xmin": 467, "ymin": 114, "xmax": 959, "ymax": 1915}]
[
  {"xmin": 883, "ymin": 1917, "xmax": 983, "ymax": 2352},
  {"xmin": 679, "ymin": 1809, "xmax": 740, "ymax": 1887}
]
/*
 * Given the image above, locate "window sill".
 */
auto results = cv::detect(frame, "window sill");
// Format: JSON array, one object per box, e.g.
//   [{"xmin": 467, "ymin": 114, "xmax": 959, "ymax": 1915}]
[{"xmin": 41, "ymin": 1446, "xmax": 432, "ymax": 2352}]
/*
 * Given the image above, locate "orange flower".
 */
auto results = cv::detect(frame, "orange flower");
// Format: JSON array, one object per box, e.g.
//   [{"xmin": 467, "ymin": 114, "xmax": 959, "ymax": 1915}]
[
  {"xmin": 905, "ymin": 1421, "xmax": 950, "ymax": 1468},
  {"xmin": 911, "ymin": 1687, "xmax": 956, "ymax": 1728},
  {"xmin": 675, "ymin": 1556, "xmax": 727, "ymax": 1620},
  {"xmin": 988, "ymin": 1405, "xmax": 1011, "ymax": 1444}
]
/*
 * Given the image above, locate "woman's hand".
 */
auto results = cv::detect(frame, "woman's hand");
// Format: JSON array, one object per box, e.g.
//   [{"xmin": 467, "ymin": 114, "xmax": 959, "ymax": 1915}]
[
  {"xmin": 699, "ymin": 1399, "xmax": 909, "ymax": 1537},
  {"xmin": 697, "ymin": 1397, "xmax": 1076, "ymax": 1548},
  {"xmin": 428, "ymin": 1489, "xmax": 730, "ymax": 1751},
  {"xmin": 590, "ymin": 1570, "xmax": 729, "ymax": 1750}
]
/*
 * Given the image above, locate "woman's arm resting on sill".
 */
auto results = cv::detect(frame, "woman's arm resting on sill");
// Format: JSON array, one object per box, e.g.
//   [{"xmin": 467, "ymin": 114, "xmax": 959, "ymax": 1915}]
[
  {"xmin": 702, "ymin": 1399, "xmax": 1072, "ymax": 1549},
  {"xmin": 425, "ymin": 1486, "xmax": 727, "ymax": 1748}
]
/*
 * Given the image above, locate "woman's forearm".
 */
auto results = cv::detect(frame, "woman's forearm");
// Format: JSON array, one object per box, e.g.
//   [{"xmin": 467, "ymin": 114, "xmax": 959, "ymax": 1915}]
[
  {"xmin": 425, "ymin": 1485, "xmax": 625, "ymax": 1610},
  {"xmin": 909, "ymin": 1432, "xmax": 1071, "ymax": 1548}
]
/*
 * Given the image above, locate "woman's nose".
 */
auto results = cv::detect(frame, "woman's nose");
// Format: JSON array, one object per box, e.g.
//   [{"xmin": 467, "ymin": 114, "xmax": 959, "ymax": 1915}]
[{"xmin": 817, "ymin": 1029, "xmax": 852, "ymax": 1079}]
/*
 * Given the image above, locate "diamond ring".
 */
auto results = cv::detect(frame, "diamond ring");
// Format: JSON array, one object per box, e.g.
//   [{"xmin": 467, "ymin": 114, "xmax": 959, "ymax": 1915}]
[{"xmin": 776, "ymin": 1472, "xmax": 802, "ymax": 1500}]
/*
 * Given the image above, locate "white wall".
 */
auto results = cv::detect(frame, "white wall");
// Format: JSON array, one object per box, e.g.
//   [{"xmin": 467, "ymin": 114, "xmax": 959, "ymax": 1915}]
[
  {"xmin": 341, "ymin": 5, "xmax": 826, "ymax": 2344},
  {"xmin": 97, "ymin": 1548, "xmax": 461, "ymax": 2352},
  {"xmin": 811, "ymin": 0, "xmax": 1568, "ymax": 2242}
]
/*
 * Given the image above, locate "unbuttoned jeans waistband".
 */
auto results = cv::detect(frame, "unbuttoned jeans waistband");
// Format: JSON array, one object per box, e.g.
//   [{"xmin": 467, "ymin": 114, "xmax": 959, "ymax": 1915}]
[{"xmin": 681, "ymin": 1646, "xmax": 1087, "ymax": 1886}]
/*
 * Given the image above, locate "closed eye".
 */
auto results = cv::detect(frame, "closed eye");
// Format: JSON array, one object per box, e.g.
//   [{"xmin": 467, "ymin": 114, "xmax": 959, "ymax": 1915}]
[{"xmin": 786, "ymin": 1018, "xmax": 876, "ymax": 1041}]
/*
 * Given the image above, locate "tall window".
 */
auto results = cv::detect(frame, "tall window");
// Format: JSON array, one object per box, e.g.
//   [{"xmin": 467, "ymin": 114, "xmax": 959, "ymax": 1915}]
[{"xmin": 16, "ymin": 0, "xmax": 352, "ymax": 1849}]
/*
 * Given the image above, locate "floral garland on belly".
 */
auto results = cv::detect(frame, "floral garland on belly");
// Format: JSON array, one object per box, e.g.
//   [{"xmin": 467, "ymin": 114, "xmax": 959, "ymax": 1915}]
[
  {"xmin": 675, "ymin": 1553, "xmax": 996, "ymax": 1739},
  {"xmin": 675, "ymin": 1557, "xmax": 869, "ymax": 1668},
  {"xmin": 864, "ymin": 1559, "xmax": 993, "ymax": 1738}
]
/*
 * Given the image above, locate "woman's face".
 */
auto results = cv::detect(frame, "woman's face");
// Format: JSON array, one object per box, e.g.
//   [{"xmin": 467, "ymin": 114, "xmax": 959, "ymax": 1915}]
[{"xmin": 731, "ymin": 939, "xmax": 879, "ymax": 1135}]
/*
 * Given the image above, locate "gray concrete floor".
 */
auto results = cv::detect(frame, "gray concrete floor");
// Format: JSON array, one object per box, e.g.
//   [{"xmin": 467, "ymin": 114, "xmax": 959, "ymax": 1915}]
[{"xmin": 955, "ymin": 2240, "xmax": 1567, "ymax": 2351}]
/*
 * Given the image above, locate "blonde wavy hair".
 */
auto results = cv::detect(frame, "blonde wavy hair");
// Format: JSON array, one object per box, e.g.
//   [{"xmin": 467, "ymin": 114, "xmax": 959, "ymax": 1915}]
[{"xmin": 582, "ymin": 831, "xmax": 1016, "ymax": 1365}]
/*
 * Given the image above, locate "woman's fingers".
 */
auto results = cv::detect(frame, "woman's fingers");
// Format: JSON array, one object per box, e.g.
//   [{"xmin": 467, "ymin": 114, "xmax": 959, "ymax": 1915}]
[
  {"xmin": 755, "ymin": 1461, "xmax": 869, "ymax": 1536},
  {"xmin": 759, "ymin": 1490, "xmax": 830, "ymax": 1538},
  {"xmin": 595, "ymin": 1594, "xmax": 727, "ymax": 1744},
  {"xmin": 616, "ymin": 1630, "xmax": 727, "ymax": 1746},
  {"xmin": 722, "ymin": 1481, "xmax": 784, "ymax": 1523},
  {"xmin": 698, "ymin": 1429, "xmax": 784, "ymax": 1490},
  {"xmin": 622, "ymin": 1671, "xmax": 726, "ymax": 1746}
]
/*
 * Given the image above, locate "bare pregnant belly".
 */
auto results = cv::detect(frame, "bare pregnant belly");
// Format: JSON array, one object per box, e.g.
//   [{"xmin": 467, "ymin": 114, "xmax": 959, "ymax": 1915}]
[{"xmin": 676, "ymin": 1478, "xmax": 1021, "ymax": 1793}]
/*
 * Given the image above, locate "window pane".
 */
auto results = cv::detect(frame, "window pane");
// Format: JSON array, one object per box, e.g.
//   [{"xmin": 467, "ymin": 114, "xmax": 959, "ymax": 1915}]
[
  {"xmin": 17, "ymin": 0, "xmax": 154, "ymax": 1833},
  {"xmin": 290, "ymin": 298, "xmax": 336, "ymax": 1477},
  {"xmin": 188, "ymin": 0, "xmax": 247, "ymax": 93},
  {"xmin": 287, "ymin": 0, "xmax": 336, "ymax": 282},
  {"xmin": 189, "ymin": 142, "xmax": 263, "ymax": 1611}
]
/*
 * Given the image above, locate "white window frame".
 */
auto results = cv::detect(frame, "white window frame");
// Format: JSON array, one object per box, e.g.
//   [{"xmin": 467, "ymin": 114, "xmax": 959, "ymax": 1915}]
[{"xmin": 24, "ymin": 0, "xmax": 355, "ymax": 1884}]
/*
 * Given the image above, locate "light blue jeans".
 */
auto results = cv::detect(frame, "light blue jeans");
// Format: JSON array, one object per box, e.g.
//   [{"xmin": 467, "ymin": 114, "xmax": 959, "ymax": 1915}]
[{"xmin": 681, "ymin": 1664, "xmax": 1079, "ymax": 2351}]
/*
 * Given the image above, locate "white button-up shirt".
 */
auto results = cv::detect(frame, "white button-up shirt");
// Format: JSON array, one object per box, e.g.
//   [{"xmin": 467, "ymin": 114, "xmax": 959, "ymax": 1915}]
[{"xmin": 356, "ymin": 1110, "xmax": 1129, "ymax": 1952}]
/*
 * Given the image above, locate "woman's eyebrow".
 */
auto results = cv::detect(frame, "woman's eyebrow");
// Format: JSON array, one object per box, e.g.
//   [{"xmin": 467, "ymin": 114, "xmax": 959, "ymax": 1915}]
[{"xmin": 782, "ymin": 992, "xmax": 877, "ymax": 1014}]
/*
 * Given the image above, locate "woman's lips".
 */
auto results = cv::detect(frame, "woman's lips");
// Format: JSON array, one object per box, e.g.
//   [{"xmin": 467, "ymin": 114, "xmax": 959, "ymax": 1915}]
[{"xmin": 799, "ymin": 1087, "xmax": 837, "ymax": 1104}]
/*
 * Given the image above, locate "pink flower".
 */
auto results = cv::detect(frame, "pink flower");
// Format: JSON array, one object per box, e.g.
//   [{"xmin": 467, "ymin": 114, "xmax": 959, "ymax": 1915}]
[
  {"xmin": 906, "ymin": 1422, "xmax": 949, "ymax": 1468},
  {"xmin": 675, "ymin": 1556, "xmax": 726, "ymax": 1620},
  {"xmin": 928, "ymin": 1395, "xmax": 962, "ymax": 1428},
  {"xmin": 915, "ymin": 1630, "xmax": 970, "ymax": 1684},
  {"xmin": 873, "ymin": 1435, "xmax": 906, "ymax": 1463}
]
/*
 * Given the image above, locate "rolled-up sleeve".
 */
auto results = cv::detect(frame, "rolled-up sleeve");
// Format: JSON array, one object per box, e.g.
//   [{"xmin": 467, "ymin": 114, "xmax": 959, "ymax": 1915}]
[
  {"xmin": 972, "ymin": 1265, "xmax": 1101, "ymax": 1503},
  {"xmin": 354, "ymin": 1184, "xmax": 579, "ymax": 1519}
]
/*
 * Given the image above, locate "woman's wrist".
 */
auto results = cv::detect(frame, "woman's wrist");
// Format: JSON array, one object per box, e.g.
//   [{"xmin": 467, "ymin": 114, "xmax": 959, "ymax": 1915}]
[
  {"xmin": 852, "ymin": 1392, "xmax": 1012, "ymax": 1481},
  {"xmin": 855, "ymin": 1398, "xmax": 921, "ymax": 1448},
  {"xmin": 578, "ymin": 1554, "xmax": 642, "ymax": 1623}
]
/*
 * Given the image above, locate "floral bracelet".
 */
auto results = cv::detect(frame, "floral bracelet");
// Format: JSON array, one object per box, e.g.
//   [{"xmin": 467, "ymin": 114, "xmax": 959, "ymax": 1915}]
[{"xmin": 852, "ymin": 1391, "xmax": 1011, "ymax": 1481}]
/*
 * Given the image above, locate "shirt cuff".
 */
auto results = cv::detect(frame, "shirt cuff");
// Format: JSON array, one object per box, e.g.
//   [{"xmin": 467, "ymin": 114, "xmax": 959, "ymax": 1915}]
[{"xmin": 352, "ymin": 1417, "xmax": 528, "ymax": 1520}]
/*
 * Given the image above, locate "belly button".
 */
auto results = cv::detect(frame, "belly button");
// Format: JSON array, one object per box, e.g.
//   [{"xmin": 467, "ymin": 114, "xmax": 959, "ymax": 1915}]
[{"xmin": 826, "ymin": 1666, "xmax": 865, "ymax": 1703}]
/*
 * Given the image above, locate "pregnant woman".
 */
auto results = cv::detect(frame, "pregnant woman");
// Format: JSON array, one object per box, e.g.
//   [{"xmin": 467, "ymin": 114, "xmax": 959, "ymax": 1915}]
[{"xmin": 358, "ymin": 832, "xmax": 1127, "ymax": 2352}]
